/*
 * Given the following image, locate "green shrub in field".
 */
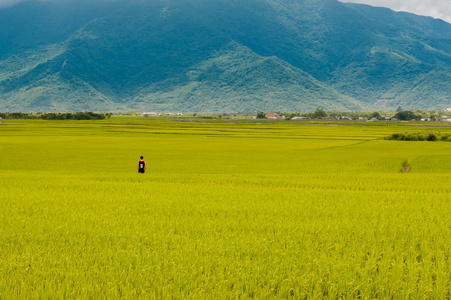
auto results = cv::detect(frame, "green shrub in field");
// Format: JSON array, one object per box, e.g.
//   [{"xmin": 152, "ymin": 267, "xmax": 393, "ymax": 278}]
[
  {"xmin": 388, "ymin": 133, "xmax": 401, "ymax": 140},
  {"xmin": 404, "ymin": 133, "xmax": 419, "ymax": 141},
  {"xmin": 427, "ymin": 133, "xmax": 438, "ymax": 141},
  {"xmin": 439, "ymin": 134, "xmax": 451, "ymax": 141},
  {"xmin": 417, "ymin": 133, "xmax": 428, "ymax": 141},
  {"xmin": 387, "ymin": 132, "xmax": 450, "ymax": 142}
]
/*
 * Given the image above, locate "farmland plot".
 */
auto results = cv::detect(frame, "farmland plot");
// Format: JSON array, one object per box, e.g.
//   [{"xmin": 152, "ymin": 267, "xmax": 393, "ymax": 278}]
[{"xmin": 1, "ymin": 118, "xmax": 451, "ymax": 298}]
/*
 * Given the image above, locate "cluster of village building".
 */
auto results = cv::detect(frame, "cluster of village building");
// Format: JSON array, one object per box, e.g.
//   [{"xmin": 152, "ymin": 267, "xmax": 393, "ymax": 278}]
[
  {"xmin": 139, "ymin": 110, "xmax": 451, "ymax": 122},
  {"xmin": 141, "ymin": 112, "xmax": 184, "ymax": 117},
  {"xmin": 262, "ymin": 112, "xmax": 451, "ymax": 122}
]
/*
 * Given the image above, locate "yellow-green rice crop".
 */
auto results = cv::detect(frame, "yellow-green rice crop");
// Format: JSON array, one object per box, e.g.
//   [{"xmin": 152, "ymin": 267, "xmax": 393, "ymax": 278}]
[{"xmin": 1, "ymin": 118, "xmax": 451, "ymax": 298}]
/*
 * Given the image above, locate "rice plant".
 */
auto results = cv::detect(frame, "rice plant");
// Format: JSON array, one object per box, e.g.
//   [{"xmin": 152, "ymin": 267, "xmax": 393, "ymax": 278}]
[{"xmin": 1, "ymin": 118, "xmax": 450, "ymax": 298}]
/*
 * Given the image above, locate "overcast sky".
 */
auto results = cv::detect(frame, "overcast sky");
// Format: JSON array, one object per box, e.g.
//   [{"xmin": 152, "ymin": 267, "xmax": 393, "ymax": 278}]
[
  {"xmin": 0, "ymin": 0, "xmax": 450, "ymax": 23},
  {"xmin": 340, "ymin": 0, "xmax": 451, "ymax": 23}
]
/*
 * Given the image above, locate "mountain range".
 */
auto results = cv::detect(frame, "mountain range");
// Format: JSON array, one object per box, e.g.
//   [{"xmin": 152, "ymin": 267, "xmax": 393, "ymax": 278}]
[{"xmin": 0, "ymin": 0, "xmax": 450, "ymax": 112}]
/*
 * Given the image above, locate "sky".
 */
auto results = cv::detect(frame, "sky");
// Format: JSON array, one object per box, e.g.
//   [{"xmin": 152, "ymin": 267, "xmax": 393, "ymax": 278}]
[
  {"xmin": 0, "ymin": 0, "xmax": 450, "ymax": 23},
  {"xmin": 340, "ymin": 0, "xmax": 451, "ymax": 23}
]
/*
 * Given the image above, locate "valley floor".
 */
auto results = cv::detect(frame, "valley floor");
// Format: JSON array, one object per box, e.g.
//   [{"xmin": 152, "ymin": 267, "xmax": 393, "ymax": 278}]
[{"xmin": 1, "ymin": 117, "xmax": 451, "ymax": 298}]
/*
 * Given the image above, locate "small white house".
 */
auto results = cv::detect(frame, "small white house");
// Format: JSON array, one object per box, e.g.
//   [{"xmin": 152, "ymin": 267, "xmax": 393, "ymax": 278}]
[
  {"xmin": 142, "ymin": 112, "xmax": 159, "ymax": 117},
  {"xmin": 446, "ymin": 108, "xmax": 451, "ymax": 112}
]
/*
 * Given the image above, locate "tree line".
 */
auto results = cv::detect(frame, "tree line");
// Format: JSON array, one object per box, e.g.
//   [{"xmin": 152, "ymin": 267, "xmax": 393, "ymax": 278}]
[
  {"xmin": 257, "ymin": 108, "xmax": 449, "ymax": 121},
  {"xmin": 0, "ymin": 112, "xmax": 112, "ymax": 120}
]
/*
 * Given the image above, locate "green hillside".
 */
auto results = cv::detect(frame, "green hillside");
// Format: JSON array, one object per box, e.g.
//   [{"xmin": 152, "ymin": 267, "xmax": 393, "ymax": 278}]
[{"xmin": 0, "ymin": 0, "xmax": 450, "ymax": 112}]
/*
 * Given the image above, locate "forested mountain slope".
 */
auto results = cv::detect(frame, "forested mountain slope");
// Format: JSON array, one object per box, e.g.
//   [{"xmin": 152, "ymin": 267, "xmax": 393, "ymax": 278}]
[{"xmin": 0, "ymin": 0, "xmax": 450, "ymax": 112}]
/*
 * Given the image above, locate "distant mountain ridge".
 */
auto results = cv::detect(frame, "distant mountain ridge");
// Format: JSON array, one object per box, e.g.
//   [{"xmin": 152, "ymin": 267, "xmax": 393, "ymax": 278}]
[{"xmin": 0, "ymin": 0, "xmax": 450, "ymax": 112}]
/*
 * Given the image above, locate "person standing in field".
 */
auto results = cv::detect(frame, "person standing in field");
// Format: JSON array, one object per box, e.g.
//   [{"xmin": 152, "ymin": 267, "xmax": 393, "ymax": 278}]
[{"xmin": 138, "ymin": 156, "xmax": 146, "ymax": 173}]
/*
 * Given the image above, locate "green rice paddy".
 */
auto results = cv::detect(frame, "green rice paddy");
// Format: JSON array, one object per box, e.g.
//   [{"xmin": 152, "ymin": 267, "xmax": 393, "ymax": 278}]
[{"xmin": 1, "ymin": 117, "xmax": 451, "ymax": 298}]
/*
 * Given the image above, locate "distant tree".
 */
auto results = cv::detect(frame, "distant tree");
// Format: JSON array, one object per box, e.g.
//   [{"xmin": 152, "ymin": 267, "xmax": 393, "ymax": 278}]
[
  {"xmin": 311, "ymin": 108, "xmax": 328, "ymax": 119},
  {"xmin": 328, "ymin": 111, "xmax": 340, "ymax": 118},
  {"xmin": 285, "ymin": 113, "xmax": 299, "ymax": 120},
  {"xmin": 394, "ymin": 110, "xmax": 420, "ymax": 121},
  {"xmin": 256, "ymin": 111, "xmax": 266, "ymax": 119},
  {"xmin": 1, "ymin": 112, "xmax": 107, "ymax": 120},
  {"xmin": 369, "ymin": 112, "xmax": 381, "ymax": 120},
  {"xmin": 41, "ymin": 113, "xmax": 58, "ymax": 120},
  {"xmin": 396, "ymin": 106, "xmax": 403, "ymax": 112}
]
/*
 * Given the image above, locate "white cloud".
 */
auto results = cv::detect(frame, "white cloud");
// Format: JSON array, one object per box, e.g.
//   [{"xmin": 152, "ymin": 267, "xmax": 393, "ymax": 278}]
[{"xmin": 340, "ymin": 0, "xmax": 451, "ymax": 23}]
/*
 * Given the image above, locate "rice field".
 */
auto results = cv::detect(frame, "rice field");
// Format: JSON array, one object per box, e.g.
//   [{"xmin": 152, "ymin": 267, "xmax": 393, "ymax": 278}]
[{"xmin": 1, "ymin": 117, "xmax": 451, "ymax": 298}]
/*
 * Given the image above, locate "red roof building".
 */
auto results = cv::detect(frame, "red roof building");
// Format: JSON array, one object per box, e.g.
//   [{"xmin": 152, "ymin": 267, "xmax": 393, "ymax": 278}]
[{"xmin": 265, "ymin": 112, "xmax": 282, "ymax": 119}]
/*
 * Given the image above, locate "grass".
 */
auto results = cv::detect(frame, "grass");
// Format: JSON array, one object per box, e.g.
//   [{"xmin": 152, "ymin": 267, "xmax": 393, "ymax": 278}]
[{"xmin": 1, "ymin": 117, "xmax": 451, "ymax": 298}]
